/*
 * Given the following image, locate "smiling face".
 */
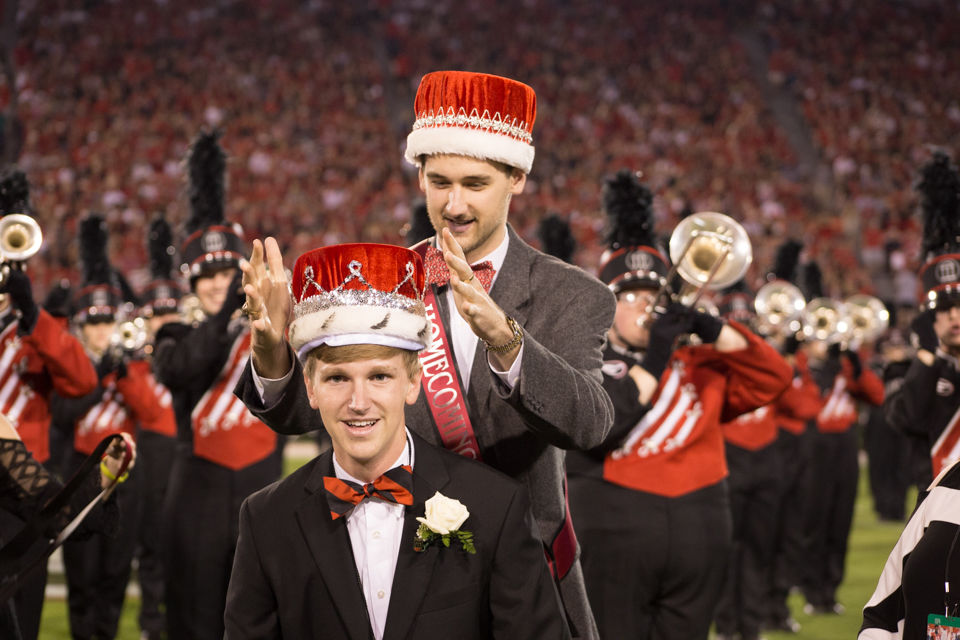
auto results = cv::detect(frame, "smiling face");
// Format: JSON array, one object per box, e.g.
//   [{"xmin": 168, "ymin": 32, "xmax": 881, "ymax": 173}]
[
  {"xmin": 193, "ymin": 266, "xmax": 236, "ymax": 316},
  {"xmin": 81, "ymin": 320, "xmax": 117, "ymax": 357},
  {"xmin": 418, "ymin": 154, "xmax": 525, "ymax": 263},
  {"xmin": 303, "ymin": 345, "xmax": 422, "ymax": 482}
]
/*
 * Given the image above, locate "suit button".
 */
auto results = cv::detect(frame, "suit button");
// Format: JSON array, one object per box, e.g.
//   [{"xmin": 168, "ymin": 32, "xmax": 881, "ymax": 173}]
[{"xmin": 377, "ymin": 590, "xmax": 385, "ymax": 599}]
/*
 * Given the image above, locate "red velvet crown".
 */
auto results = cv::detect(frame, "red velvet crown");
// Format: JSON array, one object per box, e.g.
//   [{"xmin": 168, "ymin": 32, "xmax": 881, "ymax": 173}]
[
  {"xmin": 404, "ymin": 71, "xmax": 537, "ymax": 173},
  {"xmin": 289, "ymin": 244, "xmax": 429, "ymax": 359}
]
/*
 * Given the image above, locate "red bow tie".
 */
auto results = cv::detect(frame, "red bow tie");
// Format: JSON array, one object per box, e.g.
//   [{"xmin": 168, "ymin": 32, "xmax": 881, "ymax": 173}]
[
  {"xmin": 323, "ymin": 465, "xmax": 414, "ymax": 520},
  {"xmin": 424, "ymin": 245, "xmax": 496, "ymax": 293}
]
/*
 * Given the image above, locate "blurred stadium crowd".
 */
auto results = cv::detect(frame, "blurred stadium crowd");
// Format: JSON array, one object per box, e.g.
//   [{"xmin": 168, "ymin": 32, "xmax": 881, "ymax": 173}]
[{"xmin": 9, "ymin": 0, "xmax": 960, "ymax": 320}]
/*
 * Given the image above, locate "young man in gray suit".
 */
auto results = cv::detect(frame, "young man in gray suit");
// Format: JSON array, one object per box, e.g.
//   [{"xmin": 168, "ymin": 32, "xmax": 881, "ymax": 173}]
[
  {"xmin": 234, "ymin": 70, "xmax": 615, "ymax": 639},
  {"xmin": 224, "ymin": 243, "xmax": 567, "ymax": 639}
]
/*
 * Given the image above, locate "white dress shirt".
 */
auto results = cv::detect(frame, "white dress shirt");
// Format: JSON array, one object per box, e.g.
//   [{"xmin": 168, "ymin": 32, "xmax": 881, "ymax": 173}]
[{"xmin": 332, "ymin": 431, "xmax": 414, "ymax": 640}]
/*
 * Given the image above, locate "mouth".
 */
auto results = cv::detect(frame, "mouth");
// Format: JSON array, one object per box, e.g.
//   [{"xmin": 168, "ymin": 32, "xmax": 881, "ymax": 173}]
[
  {"xmin": 443, "ymin": 216, "xmax": 475, "ymax": 234},
  {"xmin": 342, "ymin": 419, "xmax": 379, "ymax": 435}
]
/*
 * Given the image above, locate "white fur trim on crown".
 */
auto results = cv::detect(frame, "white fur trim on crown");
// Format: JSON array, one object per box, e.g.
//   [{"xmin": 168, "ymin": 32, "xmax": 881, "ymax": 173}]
[
  {"xmin": 404, "ymin": 127, "xmax": 535, "ymax": 173},
  {"xmin": 290, "ymin": 304, "xmax": 430, "ymax": 360}
]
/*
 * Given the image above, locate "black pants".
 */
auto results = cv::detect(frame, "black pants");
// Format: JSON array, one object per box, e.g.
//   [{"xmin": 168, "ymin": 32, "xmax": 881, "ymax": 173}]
[
  {"xmin": 766, "ymin": 429, "xmax": 811, "ymax": 622},
  {"xmin": 62, "ymin": 451, "xmax": 141, "ymax": 640},
  {"xmin": 864, "ymin": 406, "xmax": 911, "ymax": 521},
  {"xmin": 799, "ymin": 428, "xmax": 859, "ymax": 608},
  {"xmin": 570, "ymin": 476, "xmax": 732, "ymax": 640},
  {"xmin": 714, "ymin": 442, "xmax": 780, "ymax": 639},
  {"xmin": 162, "ymin": 450, "xmax": 280, "ymax": 640},
  {"xmin": 134, "ymin": 431, "xmax": 175, "ymax": 637}
]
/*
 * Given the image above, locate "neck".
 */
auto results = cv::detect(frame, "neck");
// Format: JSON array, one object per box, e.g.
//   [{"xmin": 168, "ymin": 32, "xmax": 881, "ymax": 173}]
[
  {"xmin": 335, "ymin": 430, "xmax": 408, "ymax": 484},
  {"xmin": 463, "ymin": 225, "xmax": 507, "ymax": 265}
]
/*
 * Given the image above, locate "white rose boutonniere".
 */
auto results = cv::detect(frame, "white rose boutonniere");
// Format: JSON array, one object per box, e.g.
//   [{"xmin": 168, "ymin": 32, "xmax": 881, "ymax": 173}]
[{"xmin": 414, "ymin": 491, "xmax": 476, "ymax": 554}]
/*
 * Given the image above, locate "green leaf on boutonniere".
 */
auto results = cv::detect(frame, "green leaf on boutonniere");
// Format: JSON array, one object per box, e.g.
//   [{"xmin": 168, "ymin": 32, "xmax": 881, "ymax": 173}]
[{"xmin": 414, "ymin": 523, "xmax": 476, "ymax": 555}]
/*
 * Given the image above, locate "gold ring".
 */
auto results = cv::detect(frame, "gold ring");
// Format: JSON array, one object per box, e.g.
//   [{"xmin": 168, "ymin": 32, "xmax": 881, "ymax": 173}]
[
  {"xmin": 465, "ymin": 273, "xmax": 476, "ymax": 284},
  {"xmin": 241, "ymin": 301, "xmax": 262, "ymax": 320}
]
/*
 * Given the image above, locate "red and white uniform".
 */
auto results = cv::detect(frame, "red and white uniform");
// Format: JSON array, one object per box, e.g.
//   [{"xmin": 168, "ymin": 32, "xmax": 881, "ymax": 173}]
[
  {"xmin": 774, "ymin": 351, "xmax": 823, "ymax": 434},
  {"xmin": 127, "ymin": 359, "xmax": 176, "ymax": 438},
  {"xmin": 0, "ymin": 309, "xmax": 97, "ymax": 462},
  {"xmin": 815, "ymin": 358, "xmax": 884, "ymax": 433},
  {"xmin": 603, "ymin": 321, "xmax": 793, "ymax": 497},
  {"xmin": 190, "ymin": 331, "xmax": 276, "ymax": 470},
  {"xmin": 73, "ymin": 363, "xmax": 163, "ymax": 455}
]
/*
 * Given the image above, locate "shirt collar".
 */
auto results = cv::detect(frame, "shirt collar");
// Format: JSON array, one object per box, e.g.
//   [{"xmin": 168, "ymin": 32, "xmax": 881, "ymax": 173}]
[{"xmin": 332, "ymin": 428, "xmax": 415, "ymax": 485}]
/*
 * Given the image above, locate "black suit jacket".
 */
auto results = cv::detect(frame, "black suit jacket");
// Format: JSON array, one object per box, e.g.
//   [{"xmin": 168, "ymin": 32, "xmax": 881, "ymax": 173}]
[{"xmin": 224, "ymin": 432, "xmax": 569, "ymax": 640}]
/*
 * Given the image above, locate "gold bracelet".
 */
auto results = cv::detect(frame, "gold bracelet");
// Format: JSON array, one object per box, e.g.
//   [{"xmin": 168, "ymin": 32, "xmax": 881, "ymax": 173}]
[
  {"xmin": 100, "ymin": 459, "xmax": 129, "ymax": 484},
  {"xmin": 484, "ymin": 315, "xmax": 523, "ymax": 354}
]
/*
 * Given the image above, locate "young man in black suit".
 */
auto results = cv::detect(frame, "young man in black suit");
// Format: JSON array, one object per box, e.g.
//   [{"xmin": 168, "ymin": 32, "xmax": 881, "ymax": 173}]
[{"xmin": 224, "ymin": 243, "xmax": 567, "ymax": 640}]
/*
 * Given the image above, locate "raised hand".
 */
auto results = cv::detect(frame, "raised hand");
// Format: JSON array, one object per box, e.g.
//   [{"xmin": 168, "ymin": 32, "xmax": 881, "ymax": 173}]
[
  {"xmin": 241, "ymin": 237, "xmax": 293, "ymax": 378},
  {"xmin": 438, "ymin": 228, "xmax": 520, "ymax": 367}
]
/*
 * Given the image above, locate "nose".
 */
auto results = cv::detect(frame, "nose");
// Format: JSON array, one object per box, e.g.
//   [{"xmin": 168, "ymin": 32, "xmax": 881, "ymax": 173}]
[
  {"xmin": 446, "ymin": 187, "xmax": 467, "ymax": 216},
  {"xmin": 348, "ymin": 382, "xmax": 370, "ymax": 413}
]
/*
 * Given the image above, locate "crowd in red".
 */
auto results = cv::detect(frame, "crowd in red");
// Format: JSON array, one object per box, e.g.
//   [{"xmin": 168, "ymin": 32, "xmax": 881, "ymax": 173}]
[{"xmin": 10, "ymin": 0, "xmax": 960, "ymax": 319}]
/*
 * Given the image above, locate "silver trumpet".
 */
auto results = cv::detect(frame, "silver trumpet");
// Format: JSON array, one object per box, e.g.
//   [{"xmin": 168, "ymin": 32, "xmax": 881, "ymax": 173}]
[
  {"xmin": 0, "ymin": 214, "xmax": 43, "ymax": 286},
  {"xmin": 111, "ymin": 317, "xmax": 148, "ymax": 354},
  {"xmin": 754, "ymin": 281, "xmax": 806, "ymax": 337},
  {"xmin": 653, "ymin": 211, "xmax": 753, "ymax": 313}
]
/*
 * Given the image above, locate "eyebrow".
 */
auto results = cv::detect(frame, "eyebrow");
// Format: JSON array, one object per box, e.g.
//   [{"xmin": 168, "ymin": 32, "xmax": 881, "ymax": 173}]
[{"xmin": 424, "ymin": 171, "xmax": 493, "ymax": 183}]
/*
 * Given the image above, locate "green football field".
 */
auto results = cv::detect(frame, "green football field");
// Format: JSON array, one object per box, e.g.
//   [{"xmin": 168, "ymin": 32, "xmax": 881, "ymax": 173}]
[{"xmin": 36, "ymin": 452, "xmax": 911, "ymax": 640}]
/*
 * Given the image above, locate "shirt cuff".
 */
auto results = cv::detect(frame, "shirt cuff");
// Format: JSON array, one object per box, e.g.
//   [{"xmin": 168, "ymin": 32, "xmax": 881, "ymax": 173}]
[
  {"xmin": 252, "ymin": 359, "xmax": 296, "ymax": 407},
  {"xmin": 488, "ymin": 343, "xmax": 523, "ymax": 390}
]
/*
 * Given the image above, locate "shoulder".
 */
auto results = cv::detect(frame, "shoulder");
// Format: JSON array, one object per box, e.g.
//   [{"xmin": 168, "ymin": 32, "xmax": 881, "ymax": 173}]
[
  {"xmin": 243, "ymin": 455, "xmax": 323, "ymax": 517},
  {"xmin": 419, "ymin": 439, "xmax": 522, "ymax": 502}
]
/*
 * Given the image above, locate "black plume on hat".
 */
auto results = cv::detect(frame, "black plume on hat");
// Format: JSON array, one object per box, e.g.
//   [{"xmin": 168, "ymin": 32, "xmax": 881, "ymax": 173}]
[
  {"xmin": 603, "ymin": 169, "xmax": 656, "ymax": 251},
  {"xmin": 185, "ymin": 130, "xmax": 226, "ymax": 236},
  {"xmin": 800, "ymin": 261, "xmax": 824, "ymax": 300},
  {"xmin": 180, "ymin": 130, "xmax": 244, "ymax": 280},
  {"xmin": 74, "ymin": 213, "xmax": 123, "ymax": 321},
  {"xmin": 149, "ymin": 213, "xmax": 176, "ymax": 279},
  {"xmin": 0, "ymin": 168, "xmax": 31, "ymax": 216},
  {"xmin": 405, "ymin": 200, "xmax": 434, "ymax": 246},
  {"xmin": 918, "ymin": 151, "xmax": 960, "ymax": 260},
  {"xmin": 538, "ymin": 214, "xmax": 576, "ymax": 264},
  {"xmin": 769, "ymin": 240, "xmax": 803, "ymax": 282},
  {"xmin": 79, "ymin": 214, "xmax": 112, "ymax": 287}
]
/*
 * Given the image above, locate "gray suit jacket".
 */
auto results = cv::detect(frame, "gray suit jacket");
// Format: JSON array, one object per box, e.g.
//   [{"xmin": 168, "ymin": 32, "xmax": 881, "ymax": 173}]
[{"xmin": 234, "ymin": 226, "xmax": 616, "ymax": 637}]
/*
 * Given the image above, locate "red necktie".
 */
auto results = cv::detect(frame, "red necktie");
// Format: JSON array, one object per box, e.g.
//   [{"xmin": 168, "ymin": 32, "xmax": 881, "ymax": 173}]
[
  {"xmin": 424, "ymin": 245, "xmax": 496, "ymax": 293},
  {"xmin": 323, "ymin": 465, "xmax": 414, "ymax": 520}
]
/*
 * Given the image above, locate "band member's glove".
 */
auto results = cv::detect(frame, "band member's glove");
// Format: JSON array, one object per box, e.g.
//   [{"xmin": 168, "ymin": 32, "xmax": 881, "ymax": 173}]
[
  {"xmin": 845, "ymin": 349, "xmax": 863, "ymax": 379},
  {"xmin": 1, "ymin": 269, "xmax": 38, "ymax": 336},
  {"xmin": 641, "ymin": 302, "xmax": 694, "ymax": 380},
  {"xmin": 689, "ymin": 309, "xmax": 724, "ymax": 344},
  {"xmin": 784, "ymin": 333, "xmax": 802, "ymax": 355},
  {"xmin": 96, "ymin": 351, "xmax": 127, "ymax": 381},
  {"xmin": 910, "ymin": 309, "xmax": 939, "ymax": 353}
]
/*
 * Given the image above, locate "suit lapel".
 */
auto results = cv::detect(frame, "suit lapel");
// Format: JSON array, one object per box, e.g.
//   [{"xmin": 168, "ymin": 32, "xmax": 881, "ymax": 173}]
[
  {"xmin": 383, "ymin": 434, "xmax": 451, "ymax": 640},
  {"xmin": 295, "ymin": 455, "xmax": 373, "ymax": 640}
]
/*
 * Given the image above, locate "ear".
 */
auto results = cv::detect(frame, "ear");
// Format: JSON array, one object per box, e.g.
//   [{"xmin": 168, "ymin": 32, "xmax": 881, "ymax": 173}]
[
  {"xmin": 302, "ymin": 367, "xmax": 320, "ymax": 410},
  {"xmin": 509, "ymin": 169, "xmax": 527, "ymax": 195},
  {"xmin": 405, "ymin": 369, "xmax": 422, "ymax": 406}
]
